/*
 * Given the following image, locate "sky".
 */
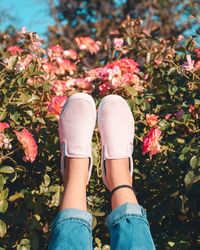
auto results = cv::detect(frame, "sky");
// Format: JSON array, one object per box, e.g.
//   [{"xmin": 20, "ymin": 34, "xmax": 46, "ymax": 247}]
[
  {"xmin": 0, "ymin": 0, "xmax": 56, "ymax": 40},
  {"xmin": 0, "ymin": 0, "xmax": 199, "ymax": 44}
]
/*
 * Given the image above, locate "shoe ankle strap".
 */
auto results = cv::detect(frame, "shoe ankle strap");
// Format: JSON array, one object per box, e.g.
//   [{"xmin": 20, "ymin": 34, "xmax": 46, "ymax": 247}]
[{"xmin": 110, "ymin": 184, "xmax": 134, "ymax": 199}]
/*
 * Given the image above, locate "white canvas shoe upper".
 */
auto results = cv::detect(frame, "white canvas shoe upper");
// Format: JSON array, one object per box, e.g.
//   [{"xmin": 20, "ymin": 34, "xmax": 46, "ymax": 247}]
[
  {"xmin": 58, "ymin": 93, "xmax": 96, "ymax": 184},
  {"xmin": 98, "ymin": 95, "xmax": 135, "ymax": 188}
]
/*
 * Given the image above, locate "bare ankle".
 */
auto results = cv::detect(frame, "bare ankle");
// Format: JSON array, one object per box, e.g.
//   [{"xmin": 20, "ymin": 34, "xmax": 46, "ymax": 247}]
[{"xmin": 106, "ymin": 158, "xmax": 132, "ymax": 191}]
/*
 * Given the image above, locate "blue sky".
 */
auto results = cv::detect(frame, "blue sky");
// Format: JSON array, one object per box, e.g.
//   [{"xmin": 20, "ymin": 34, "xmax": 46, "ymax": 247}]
[
  {"xmin": 0, "ymin": 0, "xmax": 199, "ymax": 44},
  {"xmin": 0, "ymin": 0, "xmax": 55, "ymax": 39}
]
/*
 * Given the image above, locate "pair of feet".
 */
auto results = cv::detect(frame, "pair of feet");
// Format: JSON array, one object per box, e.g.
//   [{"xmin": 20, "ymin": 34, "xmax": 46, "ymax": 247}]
[{"xmin": 58, "ymin": 93, "xmax": 138, "ymax": 211}]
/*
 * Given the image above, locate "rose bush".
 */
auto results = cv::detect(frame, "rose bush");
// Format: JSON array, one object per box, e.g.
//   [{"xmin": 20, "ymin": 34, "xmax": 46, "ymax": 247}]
[{"xmin": 0, "ymin": 17, "xmax": 200, "ymax": 249}]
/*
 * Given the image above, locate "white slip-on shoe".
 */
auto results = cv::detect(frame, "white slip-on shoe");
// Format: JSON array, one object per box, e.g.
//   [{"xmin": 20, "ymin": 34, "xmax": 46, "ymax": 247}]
[
  {"xmin": 58, "ymin": 93, "xmax": 96, "ymax": 184},
  {"xmin": 98, "ymin": 94, "xmax": 135, "ymax": 189}
]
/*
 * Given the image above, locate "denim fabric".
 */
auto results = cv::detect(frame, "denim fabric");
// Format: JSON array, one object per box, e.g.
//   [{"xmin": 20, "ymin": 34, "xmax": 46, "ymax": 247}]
[
  {"xmin": 106, "ymin": 202, "xmax": 156, "ymax": 250},
  {"xmin": 48, "ymin": 208, "xmax": 93, "ymax": 250},
  {"xmin": 48, "ymin": 203, "xmax": 155, "ymax": 250}
]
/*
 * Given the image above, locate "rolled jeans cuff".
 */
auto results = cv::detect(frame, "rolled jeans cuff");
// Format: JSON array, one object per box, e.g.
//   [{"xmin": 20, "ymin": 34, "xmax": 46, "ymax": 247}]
[
  {"xmin": 51, "ymin": 208, "xmax": 93, "ymax": 232},
  {"xmin": 106, "ymin": 202, "xmax": 148, "ymax": 229}
]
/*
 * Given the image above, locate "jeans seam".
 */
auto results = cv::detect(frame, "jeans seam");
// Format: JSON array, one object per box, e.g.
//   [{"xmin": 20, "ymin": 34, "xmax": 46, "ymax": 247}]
[
  {"xmin": 52, "ymin": 218, "xmax": 92, "ymax": 233},
  {"xmin": 110, "ymin": 213, "xmax": 149, "ymax": 228}
]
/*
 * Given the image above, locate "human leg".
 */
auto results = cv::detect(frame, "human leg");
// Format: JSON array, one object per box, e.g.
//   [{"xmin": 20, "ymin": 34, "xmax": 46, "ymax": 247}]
[
  {"xmin": 98, "ymin": 95, "xmax": 156, "ymax": 250},
  {"xmin": 48, "ymin": 93, "xmax": 96, "ymax": 250}
]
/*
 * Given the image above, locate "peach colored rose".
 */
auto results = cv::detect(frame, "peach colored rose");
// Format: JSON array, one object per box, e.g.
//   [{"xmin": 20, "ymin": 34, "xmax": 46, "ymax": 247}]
[
  {"xmin": 146, "ymin": 114, "xmax": 158, "ymax": 127},
  {"xmin": 48, "ymin": 96, "xmax": 67, "ymax": 118},
  {"xmin": 51, "ymin": 80, "xmax": 67, "ymax": 96},
  {"xmin": 0, "ymin": 122, "xmax": 9, "ymax": 132},
  {"xmin": 63, "ymin": 50, "xmax": 78, "ymax": 60},
  {"xmin": 56, "ymin": 58, "xmax": 77, "ymax": 75},
  {"xmin": 142, "ymin": 127, "xmax": 162, "ymax": 158},
  {"xmin": 14, "ymin": 128, "xmax": 38, "ymax": 163},
  {"xmin": 75, "ymin": 78, "xmax": 93, "ymax": 92},
  {"xmin": 75, "ymin": 37, "xmax": 101, "ymax": 54}
]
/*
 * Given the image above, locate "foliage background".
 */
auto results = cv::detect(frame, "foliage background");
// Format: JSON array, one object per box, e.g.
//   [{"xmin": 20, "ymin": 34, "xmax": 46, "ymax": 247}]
[{"xmin": 0, "ymin": 1, "xmax": 200, "ymax": 249}]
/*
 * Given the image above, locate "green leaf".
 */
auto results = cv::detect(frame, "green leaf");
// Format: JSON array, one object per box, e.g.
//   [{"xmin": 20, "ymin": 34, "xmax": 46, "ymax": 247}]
[
  {"xmin": 0, "ymin": 219, "xmax": 7, "ymax": 238},
  {"xmin": 125, "ymin": 86, "xmax": 138, "ymax": 97},
  {"xmin": 43, "ymin": 174, "xmax": 50, "ymax": 187},
  {"xmin": 194, "ymin": 99, "xmax": 200, "ymax": 105},
  {"xmin": 190, "ymin": 156, "xmax": 200, "ymax": 169},
  {"xmin": 0, "ymin": 200, "xmax": 8, "ymax": 213},
  {"xmin": 9, "ymin": 192, "xmax": 24, "ymax": 202},
  {"xmin": 168, "ymin": 85, "xmax": 178, "ymax": 95},
  {"xmin": 168, "ymin": 241, "xmax": 175, "ymax": 247},
  {"xmin": 0, "ymin": 166, "xmax": 15, "ymax": 174},
  {"xmin": 10, "ymin": 111, "xmax": 19, "ymax": 123},
  {"xmin": 0, "ymin": 188, "xmax": 9, "ymax": 200},
  {"xmin": 184, "ymin": 171, "xmax": 195, "ymax": 187},
  {"xmin": 92, "ymin": 216, "xmax": 97, "ymax": 229},
  {"xmin": 0, "ymin": 175, "xmax": 6, "ymax": 191}
]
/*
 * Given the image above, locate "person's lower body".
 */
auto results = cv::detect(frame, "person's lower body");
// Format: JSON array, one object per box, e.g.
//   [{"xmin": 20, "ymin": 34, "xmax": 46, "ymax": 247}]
[
  {"xmin": 48, "ymin": 93, "xmax": 156, "ymax": 250},
  {"xmin": 48, "ymin": 202, "xmax": 155, "ymax": 250}
]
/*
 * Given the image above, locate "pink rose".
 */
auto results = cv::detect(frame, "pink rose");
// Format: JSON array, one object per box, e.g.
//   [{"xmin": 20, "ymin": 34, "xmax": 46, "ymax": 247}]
[
  {"xmin": 195, "ymin": 48, "xmax": 200, "ymax": 58},
  {"xmin": 14, "ymin": 128, "xmax": 38, "ymax": 163},
  {"xmin": 0, "ymin": 122, "xmax": 10, "ymax": 132},
  {"xmin": 7, "ymin": 46, "xmax": 24, "ymax": 55},
  {"xmin": 146, "ymin": 114, "xmax": 158, "ymax": 127},
  {"xmin": 142, "ymin": 127, "xmax": 162, "ymax": 158},
  {"xmin": 48, "ymin": 96, "xmax": 67, "ymax": 118}
]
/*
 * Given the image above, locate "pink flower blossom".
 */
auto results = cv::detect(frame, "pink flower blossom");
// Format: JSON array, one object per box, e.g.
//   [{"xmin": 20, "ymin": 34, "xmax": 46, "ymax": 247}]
[
  {"xmin": 106, "ymin": 58, "xmax": 139, "ymax": 74},
  {"xmin": 63, "ymin": 50, "xmax": 78, "ymax": 60},
  {"xmin": 15, "ymin": 54, "xmax": 33, "ymax": 72},
  {"xmin": 177, "ymin": 35, "xmax": 184, "ymax": 42},
  {"xmin": 47, "ymin": 44, "xmax": 63, "ymax": 58},
  {"xmin": 48, "ymin": 96, "xmax": 67, "ymax": 118},
  {"xmin": 107, "ymin": 66, "xmax": 122, "ymax": 88},
  {"xmin": 142, "ymin": 127, "xmax": 162, "ymax": 158},
  {"xmin": 189, "ymin": 104, "xmax": 195, "ymax": 113},
  {"xmin": 0, "ymin": 133, "xmax": 12, "ymax": 149},
  {"xmin": 113, "ymin": 38, "xmax": 124, "ymax": 50},
  {"xmin": 183, "ymin": 54, "xmax": 194, "ymax": 71},
  {"xmin": 165, "ymin": 114, "xmax": 172, "ymax": 120},
  {"xmin": 75, "ymin": 78, "xmax": 93, "ymax": 91},
  {"xmin": 14, "ymin": 128, "xmax": 38, "ymax": 163},
  {"xmin": 56, "ymin": 58, "xmax": 77, "ymax": 75},
  {"xmin": 28, "ymin": 41, "xmax": 41, "ymax": 52},
  {"xmin": 0, "ymin": 122, "xmax": 9, "ymax": 132},
  {"xmin": 51, "ymin": 80, "xmax": 67, "ymax": 96},
  {"xmin": 195, "ymin": 60, "xmax": 200, "ymax": 70},
  {"xmin": 75, "ymin": 37, "xmax": 101, "ymax": 54},
  {"xmin": 195, "ymin": 48, "xmax": 200, "ymax": 58},
  {"xmin": 99, "ymin": 82, "xmax": 111, "ymax": 96},
  {"xmin": 7, "ymin": 46, "xmax": 24, "ymax": 55},
  {"xmin": 146, "ymin": 114, "xmax": 158, "ymax": 127}
]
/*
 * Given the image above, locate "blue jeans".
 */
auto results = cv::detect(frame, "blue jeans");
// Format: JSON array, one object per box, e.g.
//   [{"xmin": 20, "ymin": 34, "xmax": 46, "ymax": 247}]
[{"xmin": 48, "ymin": 202, "xmax": 156, "ymax": 250}]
